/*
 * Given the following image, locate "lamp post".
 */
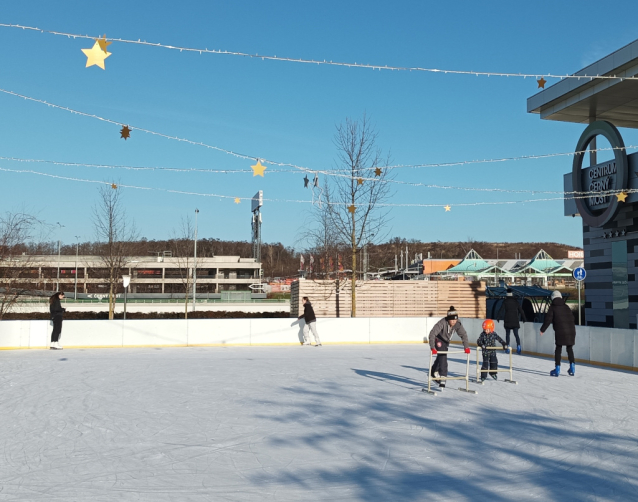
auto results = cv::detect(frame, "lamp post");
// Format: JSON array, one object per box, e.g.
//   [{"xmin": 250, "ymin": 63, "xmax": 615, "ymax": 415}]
[
  {"xmin": 55, "ymin": 222, "xmax": 65, "ymax": 291},
  {"xmin": 74, "ymin": 236, "xmax": 80, "ymax": 300},
  {"xmin": 122, "ymin": 274, "xmax": 131, "ymax": 320},
  {"xmin": 192, "ymin": 209, "xmax": 199, "ymax": 312}
]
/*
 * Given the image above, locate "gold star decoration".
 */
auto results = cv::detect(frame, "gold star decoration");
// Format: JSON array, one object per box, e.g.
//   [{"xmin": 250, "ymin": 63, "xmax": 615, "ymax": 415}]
[
  {"xmin": 97, "ymin": 35, "xmax": 112, "ymax": 53},
  {"xmin": 347, "ymin": 204, "xmax": 356, "ymax": 214},
  {"xmin": 120, "ymin": 125, "xmax": 131, "ymax": 140},
  {"xmin": 374, "ymin": 167, "xmax": 382, "ymax": 177},
  {"xmin": 357, "ymin": 178, "xmax": 364, "ymax": 185},
  {"xmin": 234, "ymin": 197, "xmax": 241, "ymax": 204},
  {"xmin": 444, "ymin": 205, "xmax": 451, "ymax": 212},
  {"xmin": 111, "ymin": 183, "xmax": 118, "ymax": 189},
  {"xmin": 537, "ymin": 77, "xmax": 547, "ymax": 89},
  {"xmin": 617, "ymin": 192, "xmax": 628, "ymax": 202},
  {"xmin": 251, "ymin": 159, "xmax": 267, "ymax": 177},
  {"xmin": 81, "ymin": 41, "xmax": 111, "ymax": 69}
]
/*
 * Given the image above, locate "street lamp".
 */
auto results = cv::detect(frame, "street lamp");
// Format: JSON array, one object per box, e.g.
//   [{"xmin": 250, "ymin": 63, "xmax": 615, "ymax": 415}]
[
  {"xmin": 74, "ymin": 236, "xmax": 80, "ymax": 300},
  {"xmin": 122, "ymin": 274, "xmax": 131, "ymax": 320},
  {"xmin": 55, "ymin": 222, "xmax": 65, "ymax": 291},
  {"xmin": 192, "ymin": 208, "xmax": 199, "ymax": 312}
]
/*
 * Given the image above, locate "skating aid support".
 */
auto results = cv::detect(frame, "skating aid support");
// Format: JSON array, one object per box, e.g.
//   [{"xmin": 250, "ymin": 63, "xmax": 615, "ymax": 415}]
[
  {"xmin": 422, "ymin": 349, "xmax": 477, "ymax": 396},
  {"xmin": 475, "ymin": 346, "xmax": 518, "ymax": 385}
]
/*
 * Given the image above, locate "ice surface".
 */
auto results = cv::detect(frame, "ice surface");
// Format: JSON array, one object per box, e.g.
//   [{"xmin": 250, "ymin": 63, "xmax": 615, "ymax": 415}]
[{"xmin": 0, "ymin": 345, "xmax": 636, "ymax": 501}]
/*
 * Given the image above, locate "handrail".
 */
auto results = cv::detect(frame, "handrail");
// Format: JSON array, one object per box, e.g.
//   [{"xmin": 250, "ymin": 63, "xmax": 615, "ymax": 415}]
[
  {"xmin": 422, "ymin": 349, "xmax": 477, "ymax": 396},
  {"xmin": 475, "ymin": 346, "xmax": 518, "ymax": 384}
]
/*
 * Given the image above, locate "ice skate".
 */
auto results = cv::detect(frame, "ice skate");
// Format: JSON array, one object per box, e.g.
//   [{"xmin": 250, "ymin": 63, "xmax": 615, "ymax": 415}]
[
  {"xmin": 438, "ymin": 381, "xmax": 446, "ymax": 388},
  {"xmin": 491, "ymin": 373, "xmax": 498, "ymax": 380},
  {"xmin": 550, "ymin": 365, "xmax": 560, "ymax": 377},
  {"xmin": 314, "ymin": 343, "xmax": 322, "ymax": 347},
  {"xmin": 516, "ymin": 345, "xmax": 521, "ymax": 355},
  {"xmin": 568, "ymin": 362, "xmax": 575, "ymax": 376}
]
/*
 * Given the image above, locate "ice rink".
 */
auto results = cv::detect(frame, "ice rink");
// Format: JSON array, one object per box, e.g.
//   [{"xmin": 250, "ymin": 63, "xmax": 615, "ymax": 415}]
[{"xmin": 0, "ymin": 344, "xmax": 636, "ymax": 501}]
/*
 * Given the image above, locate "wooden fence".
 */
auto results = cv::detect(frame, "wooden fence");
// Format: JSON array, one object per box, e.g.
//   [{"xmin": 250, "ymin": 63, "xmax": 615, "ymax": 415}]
[{"xmin": 290, "ymin": 279, "xmax": 486, "ymax": 318}]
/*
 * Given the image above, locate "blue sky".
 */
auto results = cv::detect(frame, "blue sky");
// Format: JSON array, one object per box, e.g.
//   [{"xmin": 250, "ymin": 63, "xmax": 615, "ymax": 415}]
[{"xmin": 1, "ymin": 1, "xmax": 638, "ymax": 250}]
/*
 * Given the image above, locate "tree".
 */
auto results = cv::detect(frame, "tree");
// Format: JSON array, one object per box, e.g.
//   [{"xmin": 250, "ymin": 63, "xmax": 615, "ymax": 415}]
[
  {"xmin": 169, "ymin": 216, "xmax": 194, "ymax": 319},
  {"xmin": 0, "ymin": 211, "xmax": 42, "ymax": 320},
  {"xmin": 323, "ymin": 114, "xmax": 392, "ymax": 316},
  {"xmin": 92, "ymin": 185, "xmax": 137, "ymax": 320}
]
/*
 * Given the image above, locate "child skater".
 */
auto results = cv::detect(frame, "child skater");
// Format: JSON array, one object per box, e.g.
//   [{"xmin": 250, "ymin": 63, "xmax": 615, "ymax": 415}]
[{"xmin": 476, "ymin": 319, "xmax": 508, "ymax": 381}]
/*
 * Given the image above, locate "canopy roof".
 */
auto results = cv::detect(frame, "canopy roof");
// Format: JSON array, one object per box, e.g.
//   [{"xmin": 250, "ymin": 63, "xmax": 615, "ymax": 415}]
[
  {"xmin": 518, "ymin": 250, "xmax": 564, "ymax": 274},
  {"xmin": 485, "ymin": 285, "xmax": 567, "ymax": 299},
  {"xmin": 444, "ymin": 249, "xmax": 492, "ymax": 273}
]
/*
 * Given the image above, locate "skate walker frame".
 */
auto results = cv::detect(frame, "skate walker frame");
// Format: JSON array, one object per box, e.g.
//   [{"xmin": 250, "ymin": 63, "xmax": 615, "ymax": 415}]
[
  {"xmin": 422, "ymin": 349, "xmax": 477, "ymax": 396},
  {"xmin": 475, "ymin": 346, "xmax": 518, "ymax": 385}
]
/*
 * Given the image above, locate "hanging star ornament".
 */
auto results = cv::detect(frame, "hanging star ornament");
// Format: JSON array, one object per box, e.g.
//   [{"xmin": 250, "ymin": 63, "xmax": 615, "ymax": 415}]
[
  {"xmin": 82, "ymin": 41, "xmax": 111, "ymax": 69},
  {"xmin": 617, "ymin": 192, "xmax": 628, "ymax": 202},
  {"xmin": 347, "ymin": 204, "xmax": 356, "ymax": 214},
  {"xmin": 537, "ymin": 77, "xmax": 547, "ymax": 89},
  {"xmin": 303, "ymin": 175, "xmax": 310, "ymax": 188},
  {"xmin": 97, "ymin": 35, "xmax": 112, "ymax": 53},
  {"xmin": 120, "ymin": 125, "xmax": 131, "ymax": 140},
  {"xmin": 444, "ymin": 205, "xmax": 451, "ymax": 212},
  {"xmin": 251, "ymin": 160, "xmax": 267, "ymax": 177},
  {"xmin": 374, "ymin": 167, "xmax": 382, "ymax": 177},
  {"xmin": 357, "ymin": 178, "xmax": 364, "ymax": 185},
  {"xmin": 111, "ymin": 183, "xmax": 118, "ymax": 190},
  {"xmin": 234, "ymin": 197, "xmax": 241, "ymax": 204}
]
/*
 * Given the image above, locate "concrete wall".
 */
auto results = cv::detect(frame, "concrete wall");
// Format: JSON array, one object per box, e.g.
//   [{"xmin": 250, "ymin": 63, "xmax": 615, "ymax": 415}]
[{"xmin": 1, "ymin": 317, "xmax": 636, "ymax": 371}]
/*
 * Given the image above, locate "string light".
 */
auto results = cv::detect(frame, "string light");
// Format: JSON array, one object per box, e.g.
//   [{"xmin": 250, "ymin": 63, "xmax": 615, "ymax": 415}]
[{"xmin": 1, "ymin": 23, "xmax": 637, "ymax": 83}]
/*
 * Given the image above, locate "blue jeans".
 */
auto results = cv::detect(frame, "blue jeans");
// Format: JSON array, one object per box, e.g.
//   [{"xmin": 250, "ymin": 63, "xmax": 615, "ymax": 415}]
[{"xmin": 505, "ymin": 328, "xmax": 520, "ymax": 347}]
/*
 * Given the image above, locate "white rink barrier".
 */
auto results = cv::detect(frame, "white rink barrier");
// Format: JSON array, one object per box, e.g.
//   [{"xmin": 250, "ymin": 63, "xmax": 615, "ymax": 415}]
[
  {"xmin": 475, "ymin": 346, "xmax": 517, "ymax": 385},
  {"xmin": 422, "ymin": 349, "xmax": 477, "ymax": 396},
  {"xmin": 0, "ymin": 316, "xmax": 637, "ymax": 372}
]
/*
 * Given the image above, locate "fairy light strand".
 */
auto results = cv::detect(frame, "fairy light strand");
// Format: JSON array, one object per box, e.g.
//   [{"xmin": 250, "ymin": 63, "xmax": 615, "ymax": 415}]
[{"xmin": 1, "ymin": 23, "xmax": 636, "ymax": 83}]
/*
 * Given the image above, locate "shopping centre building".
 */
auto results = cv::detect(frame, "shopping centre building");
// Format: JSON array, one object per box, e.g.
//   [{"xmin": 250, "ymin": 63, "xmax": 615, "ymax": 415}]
[{"xmin": 528, "ymin": 39, "xmax": 638, "ymax": 328}]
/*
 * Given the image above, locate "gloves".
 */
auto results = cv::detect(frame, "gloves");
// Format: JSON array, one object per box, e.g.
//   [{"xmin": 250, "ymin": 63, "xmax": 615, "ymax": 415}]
[
  {"xmin": 503, "ymin": 344, "xmax": 510, "ymax": 354},
  {"xmin": 464, "ymin": 347, "xmax": 471, "ymax": 354},
  {"xmin": 431, "ymin": 348, "xmax": 437, "ymax": 355}
]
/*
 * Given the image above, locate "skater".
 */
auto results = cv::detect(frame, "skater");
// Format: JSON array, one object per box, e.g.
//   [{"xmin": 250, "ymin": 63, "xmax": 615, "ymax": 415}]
[
  {"xmin": 497, "ymin": 288, "xmax": 526, "ymax": 354},
  {"xmin": 49, "ymin": 291, "xmax": 66, "ymax": 350},
  {"xmin": 477, "ymin": 319, "xmax": 508, "ymax": 381},
  {"xmin": 540, "ymin": 291, "xmax": 576, "ymax": 377},
  {"xmin": 428, "ymin": 306, "xmax": 471, "ymax": 388},
  {"xmin": 298, "ymin": 296, "xmax": 321, "ymax": 346}
]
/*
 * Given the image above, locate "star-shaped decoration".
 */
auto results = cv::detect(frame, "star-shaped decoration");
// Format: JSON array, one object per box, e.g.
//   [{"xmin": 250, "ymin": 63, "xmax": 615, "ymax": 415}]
[
  {"xmin": 96, "ymin": 35, "xmax": 112, "ymax": 53},
  {"xmin": 347, "ymin": 204, "xmax": 356, "ymax": 214},
  {"xmin": 622, "ymin": 229, "xmax": 627, "ymax": 236},
  {"xmin": 374, "ymin": 167, "xmax": 382, "ymax": 177},
  {"xmin": 615, "ymin": 230, "xmax": 620, "ymax": 237},
  {"xmin": 303, "ymin": 175, "xmax": 309, "ymax": 188},
  {"xmin": 313, "ymin": 174, "xmax": 319, "ymax": 187},
  {"xmin": 537, "ymin": 77, "xmax": 547, "ymax": 89},
  {"xmin": 234, "ymin": 197, "xmax": 241, "ymax": 204},
  {"xmin": 120, "ymin": 125, "xmax": 131, "ymax": 140},
  {"xmin": 357, "ymin": 178, "xmax": 364, "ymax": 185},
  {"xmin": 444, "ymin": 205, "xmax": 451, "ymax": 212},
  {"xmin": 81, "ymin": 41, "xmax": 111, "ymax": 70},
  {"xmin": 616, "ymin": 191, "xmax": 628, "ymax": 202},
  {"xmin": 251, "ymin": 160, "xmax": 267, "ymax": 177},
  {"xmin": 111, "ymin": 183, "xmax": 118, "ymax": 189}
]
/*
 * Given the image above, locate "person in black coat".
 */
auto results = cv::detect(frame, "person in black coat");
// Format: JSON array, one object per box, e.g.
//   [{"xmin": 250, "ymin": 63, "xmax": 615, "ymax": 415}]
[
  {"xmin": 540, "ymin": 291, "xmax": 577, "ymax": 377},
  {"xmin": 497, "ymin": 289, "xmax": 527, "ymax": 354},
  {"xmin": 49, "ymin": 291, "xmax": 66, "ymax": 350},
  {"xmin": 297, "ymin": 297, "xmax": 321, "ymax": 346}
]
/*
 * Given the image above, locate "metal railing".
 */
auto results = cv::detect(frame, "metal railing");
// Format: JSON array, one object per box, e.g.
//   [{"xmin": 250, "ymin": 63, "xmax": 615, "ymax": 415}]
[
  {"xmin": 475, "ymin": 346, "xmax": 518, "ymax": 385},
  {"xmin": 422, "ymin": 349, "xmax": 477, "ymax": 396}
]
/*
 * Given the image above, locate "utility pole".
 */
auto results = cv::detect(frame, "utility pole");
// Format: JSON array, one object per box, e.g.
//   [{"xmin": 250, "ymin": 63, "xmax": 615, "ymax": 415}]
[
  {"xmin": 192, "ymin": 208, "xmax": 199, "ymax": 312},
  {"xmin": 74, "ymin": 236, "xmax": 80, "ymax": 300},
  {"xmin": 55, "ymin": 222, "xmax": 64, "ymax": 291}
]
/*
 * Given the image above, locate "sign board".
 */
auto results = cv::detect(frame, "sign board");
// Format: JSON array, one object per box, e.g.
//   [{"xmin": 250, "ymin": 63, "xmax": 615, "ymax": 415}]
[
  {"xmin": 573, "ymin": 267, "xmax": 586, "ymax": 281},
  {"xmin": 568, "ymin": 250, "xmax": 584, "ymax": 259},
  {"xmin": 251, "ymin": 190, "xmax": 263, "ymax": 212}
]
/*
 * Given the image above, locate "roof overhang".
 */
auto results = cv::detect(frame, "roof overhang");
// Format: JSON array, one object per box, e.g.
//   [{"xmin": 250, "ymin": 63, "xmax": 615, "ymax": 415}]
[{"xmin": 527, "ymin": 39, "xmax": 638, "ymax": 128}]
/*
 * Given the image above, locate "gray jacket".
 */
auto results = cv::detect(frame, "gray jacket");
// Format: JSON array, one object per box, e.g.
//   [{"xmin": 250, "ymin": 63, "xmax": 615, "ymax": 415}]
[{"xmin": 428, "ymin": 318, "xmax": 470, "ymax": 350}]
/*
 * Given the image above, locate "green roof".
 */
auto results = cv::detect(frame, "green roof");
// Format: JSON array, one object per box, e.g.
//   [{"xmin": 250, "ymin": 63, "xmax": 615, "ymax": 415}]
[
  {"xmin": 519, "ymin": 250, "xmax": 563, "ymax": 273},
  {"xmin": 445, "ymin": 249, "xmax": 492, "ymax": 273}
]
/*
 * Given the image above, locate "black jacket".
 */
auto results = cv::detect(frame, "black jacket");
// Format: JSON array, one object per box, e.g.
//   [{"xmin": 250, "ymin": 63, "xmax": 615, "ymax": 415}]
[
  {"xmin": 49, "ymin": 297, "xmax": 65, "ymax": 320},
  {"xmin": 428, "ymin": 318, "xmax": 470, "ymax": 350},
  {"xmin": 497, "ymin": 296, "xmax": 527, "ymax": 329},
  {"xmin": 298, "ymin": 302, "xmax": 316, "ymax": 323},
  {"xmin": 540, "ymin": 297, "xmax": 576, "ymax": 346},
  {"xmin": 477, "ymin": 331, "xmax": 507, "ymax": 356}
]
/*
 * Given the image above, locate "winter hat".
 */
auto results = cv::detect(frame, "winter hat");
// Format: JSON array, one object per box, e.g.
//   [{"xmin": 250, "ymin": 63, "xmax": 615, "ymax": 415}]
[
  {"xmin": 506, "ymin": 288, "xmax": 513, "ymax": 297},
  {"xmin": 550, "ymin": 291, "xmax": 562, "ymax": 300},
  {"xmin": 446, "ymin": 306, "xmax": 458, "ymax": 320}
]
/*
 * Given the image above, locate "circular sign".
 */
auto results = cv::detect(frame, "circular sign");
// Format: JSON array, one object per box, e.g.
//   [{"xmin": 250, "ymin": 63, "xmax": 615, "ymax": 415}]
[
  {"xmin": 572, "ymin": 121, "xmax": 628, "ymax": 228},
  {"xmin": 573, "ymin": 267, "xmax": 586, "ymax": 282}
]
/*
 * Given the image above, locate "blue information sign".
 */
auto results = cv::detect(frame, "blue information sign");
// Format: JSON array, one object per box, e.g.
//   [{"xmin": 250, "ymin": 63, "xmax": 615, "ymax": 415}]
[{"xmin": 573, "ymin": 267, "xmax": 586, "ymax": 281}]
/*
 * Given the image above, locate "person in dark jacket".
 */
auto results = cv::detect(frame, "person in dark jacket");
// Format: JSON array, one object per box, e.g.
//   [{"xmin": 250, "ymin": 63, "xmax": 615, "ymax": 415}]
[
  {"xmin": 540, "ymin": 291, "xmax": 576, "ymax": 377},
  {"xmin": 497, "ymin": 289, "xmax": 527, "ymax": 354},
  {"xmin": 298, "ymin": 297, "xmax": 321, "ymax": 346},
  {"xmin": 49, "ymin": 291, "xmax": 66, "ymax": 350},
  {"xmin": 427, "ymin": 306, "xmax": 471, "ymax": 388},
  {"xmin": 477, "ymin": 319, "xmax": 508, "ymax": 381}
]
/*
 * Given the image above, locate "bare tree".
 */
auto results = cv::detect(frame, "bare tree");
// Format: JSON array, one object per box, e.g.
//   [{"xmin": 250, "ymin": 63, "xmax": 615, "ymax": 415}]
[
  {"xmin": 169, "ymin": 216, "xmax": 194, "ymax": 319},
  {"xmin": 92, "ymin": 185, "xmax": 137, "ymax": 319},
  {"xmin": 323, "ymin": 114, "xmax": 392, "ymax": 316}
]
